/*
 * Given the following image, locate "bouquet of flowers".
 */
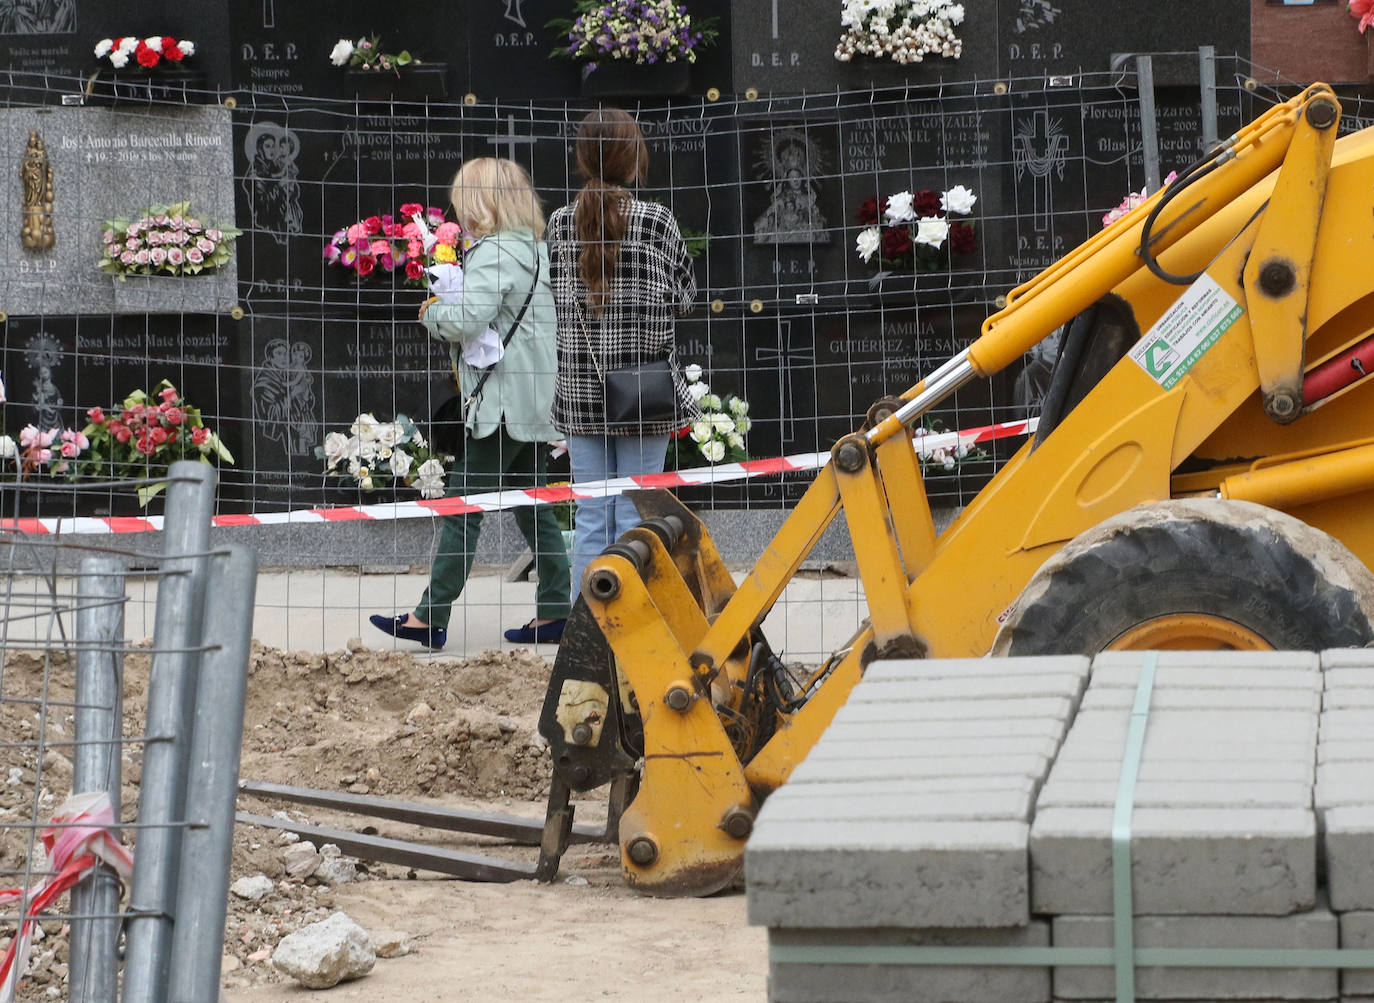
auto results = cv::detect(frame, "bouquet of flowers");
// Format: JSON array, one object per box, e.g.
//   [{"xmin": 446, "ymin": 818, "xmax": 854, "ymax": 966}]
[
  {"xmin": 97, "ymin": 201, "xmax": 240, "ymax": 279},
  {"xmin": 913, "ymin": 418, "xmax": 986, "ymax": 472},
  {"xmin": 78, "ymin": 380, "xmax": 235, "ymax": 506},
  {"xmin": 854, "ymin": 184, "xmax": 977, "ymax": 271},
  {"xmin": 1100, "ymin": 171, "xmax": 1178, "ymax": 228},
  {"xmin": 316, "ymin": 413, "xmax": 447, "ymax": 498},
  {"xmin": 94, "ymin": 35, "xmax": 194, "ymax": 69},
  {"xmin": 668, "ymin": 364, "xmax": 750, "ymax": 466},
  {"xmin": 329, "ymin": 34, "xmax": 421, "ymax": 73},
  {"xmin": 549, "ymin": 0, "xmax": 718, "ymax": 71},
  {"xmin": 323, "ymin": 204, "xmax": 457, "ymax": 283},
  {"xmin": 835, "ymin": 0, "xmax": 964, "ymax": 64}
]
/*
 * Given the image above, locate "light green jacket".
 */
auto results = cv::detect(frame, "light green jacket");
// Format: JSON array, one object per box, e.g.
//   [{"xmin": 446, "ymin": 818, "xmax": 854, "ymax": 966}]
[{"xmin": 421, "ymin": 229, "xmax": 558, "ymax": 442}]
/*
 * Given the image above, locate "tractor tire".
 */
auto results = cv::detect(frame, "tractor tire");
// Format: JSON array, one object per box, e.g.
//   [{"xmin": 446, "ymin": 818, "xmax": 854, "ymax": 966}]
[{"xmin": 990, "ymin": 499, "xmax": 1374, "ymax": 656}]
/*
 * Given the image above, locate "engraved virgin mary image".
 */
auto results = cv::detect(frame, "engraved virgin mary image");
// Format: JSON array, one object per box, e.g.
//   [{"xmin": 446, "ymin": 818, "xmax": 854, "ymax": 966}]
[
  {"xmin": 0, "ymin": 0, "xmax": 76, "ymax": 34},
  {"xmin": 252, "ymin": 338, "xmax": 318, "ymax": 456},
  {"xmin": 242, "ymin": 122, "xmax": 304, "ymax": 246},
  {"xmin": 754, "ymin": 131, "xmax": 830, "ymax": 245}
]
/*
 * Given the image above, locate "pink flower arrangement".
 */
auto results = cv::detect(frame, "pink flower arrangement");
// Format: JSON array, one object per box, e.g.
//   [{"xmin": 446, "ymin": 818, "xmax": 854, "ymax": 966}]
[
  {"xmin": 98, "ymin": 201, "xmax": 239, "ymax": 279},
  {"xmin": 323, "ymin": 203, "xmax": 462, "ymax": 284},
  {"xmin": 1101, "ymin": 171, "xmax": 1179, "ymax": 228},
  {"xmin": 1352, "ymin": 0, "xmax": 1374, "ymax": 33}
]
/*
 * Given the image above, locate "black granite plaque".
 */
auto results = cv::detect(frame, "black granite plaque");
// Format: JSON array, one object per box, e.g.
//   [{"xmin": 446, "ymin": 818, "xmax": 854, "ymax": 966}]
[{"xmin": 996, "ymin": 0, "xmax": 1249, "ymax": 84}]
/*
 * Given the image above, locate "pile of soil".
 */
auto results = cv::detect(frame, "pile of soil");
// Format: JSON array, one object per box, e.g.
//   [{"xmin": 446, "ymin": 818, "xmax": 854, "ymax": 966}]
[{"xmin": 0, "ymin": 641, "xmax": 599, "ymax": 999}]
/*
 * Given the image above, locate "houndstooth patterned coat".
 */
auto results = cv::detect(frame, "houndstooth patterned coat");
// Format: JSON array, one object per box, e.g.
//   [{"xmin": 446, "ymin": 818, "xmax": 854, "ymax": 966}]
[{"xmin": 547, "ymin": 197, "xmax": 699, "ymax": 437}]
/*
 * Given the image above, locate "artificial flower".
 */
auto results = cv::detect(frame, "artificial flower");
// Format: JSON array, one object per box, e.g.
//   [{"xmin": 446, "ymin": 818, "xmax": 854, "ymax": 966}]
[
  {"xmin": 1352, "ymin": 0, "xmax": 1374, "ymax": 34},
  {"xmin": 551, "ymin": 0, "xmax": 718, "ymax": 67},
  {"xmin": 884, "ymin": 191, "xmax": 916, "ymax": 223},
  {"xmin": 914, "ymin": 216, "xmax": 949, "ymax": 247},
  {"xmin": 98, "ymin": 201, "xmax": 238, "ymax": 279},
  {"xmin": 940, "ymin": 184, "xmax": 977, "ymax": 215},
  {"xmin": 855, "ymin": 225, "xmax": 882, "ymax": 263},
  {"xmin": 835, "ymin": 0, "xmax": 964, "ymax": 64},
  {"xmin": 329, "ymin": 39, "xmax": 355, "ymax": 66}
]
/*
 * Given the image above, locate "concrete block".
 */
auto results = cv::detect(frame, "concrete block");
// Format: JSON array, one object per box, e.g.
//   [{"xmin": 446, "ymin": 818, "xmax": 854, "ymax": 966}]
[
  {"xmin": 1029, "ymin": 806, "xmax": 1317, "ymax": 915},
  {"xmin": 1065, "ymin": 709, "xmax": 1318, "ymax": 746},
  {"xmin": 848, "ymin": 674, "xmax": 1088, "ymax": 705},
  {"xmin": 1315, "ymin": 763, "xmax": 1374, "ymax": 812},
  {"xmin": 759, "ymin": 787, "xmax": 1035, "ymax": 824},
  {"xmin": 866, "ymin": 654, "xmax": 1089, "ymax": 681},
  {"xmin": 767, "ymin": 922, "xmax": 1051, "ymax": 1003},
  {"xmin": 786, "ymin": 754, "xmax": 1051, "ymax": 785},
  {"xmin": 1317, "ymin": 742, "xmax": 1374, "ymax": 764},
  {"xmin": 1081, "ymin": 688, "xmax": 1321, "ymax": 713},
  {"xmin": 746, "ymin": 819, "xmax": 1029, "ymax": 929},
  {"xmin": 1323, "ymin": 806, "xmax": 1374, "ymax": 912},
  {"xmin": 822, "ymin": 716, "xmax": 1071, "ymax": 742},
  {"xmin": 1321, "ymin": 648, "xmax": 1374, "ymax": 670},
  {"xmin": 1052, "ymin": 908, "xmax": 1337, "ymax": 1000},
  {"xmin": 1046, "ymin": 759, "xmax": 1314, "ymax": 785},
  {"xmin": 1092, "ymin": 649, "xmax": 1320, "ymax": 678},
  {"xmin": 776, "ymin": 776, "xmax": 1041, "ymax": 800},
  {"xmin": 1338, "ymin": 910, "xmax": 1374, "ymax": 996},
  {"xmin": 1036, "ymin": 779, "xmax": 1311, "ymax": 811},
  {"xmin": 809, "ymin": 734, "xmax": 1063, "ymax": 764},
  {"xmin": 1057, "ymin": 733, "xmax": 1314, "ymax": 764},
  {"xmin": 832, "ymin": 697, "xmax": 1076, "ymax": 725},
  {"xmin": 1317, "ymin": 710, "xmax": 1374, "ymax": 744},
  {"xmin": 1323, "ymin": 690, "xmax": 1374, "ymax": 710}
]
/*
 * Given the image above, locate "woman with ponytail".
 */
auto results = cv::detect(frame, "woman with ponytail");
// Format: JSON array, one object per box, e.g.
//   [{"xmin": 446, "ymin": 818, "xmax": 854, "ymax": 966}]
[{"xmin": 548, "ymin": 108, "xmax": 698, "ymax": 602}]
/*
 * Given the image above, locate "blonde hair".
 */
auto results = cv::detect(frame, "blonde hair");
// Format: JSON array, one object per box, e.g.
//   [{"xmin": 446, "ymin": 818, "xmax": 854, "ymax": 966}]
[{"xmin": 449, "ymin": 158, "xmax": 546, "ymax": 240}]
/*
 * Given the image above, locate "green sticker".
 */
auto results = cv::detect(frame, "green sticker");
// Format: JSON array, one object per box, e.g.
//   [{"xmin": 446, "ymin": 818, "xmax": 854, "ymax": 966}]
[{"xmin": 1129, "ymin": 274, "xmax": 1243, "ymax": 389}]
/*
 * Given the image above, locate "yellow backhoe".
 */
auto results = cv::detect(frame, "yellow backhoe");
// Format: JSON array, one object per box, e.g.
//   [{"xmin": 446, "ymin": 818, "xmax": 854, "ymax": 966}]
[{"xmin": 537, "ymin": 83, "xmax": 1374, "ymax": 897}]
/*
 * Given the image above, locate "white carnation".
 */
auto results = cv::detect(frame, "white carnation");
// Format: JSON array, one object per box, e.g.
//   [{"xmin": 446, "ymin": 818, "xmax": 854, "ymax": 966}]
[
  {"xmin": 177, "ymin": 39, "xmax": 195, "ymax": 56},
  {"xmin": 0, "ymin": 436, "xmax": 15, "ymax": 460},
  {"xmin": 329, "ymin": 39, "xmax": 355, "ymax": 66},
  {"xmin": 728, "ymin": 397, "xmax": 749, "ymax": 418},
  {"xmin": 109, "ymin": 51, "xmax": 129, "ymax": 68},
  {"xmin": 144, "ymin": 36, "xmax": 163, "ymax": 52},
  {"xmin": 94, "ymin": 39, "xmax": 113, "ymax": 58}
]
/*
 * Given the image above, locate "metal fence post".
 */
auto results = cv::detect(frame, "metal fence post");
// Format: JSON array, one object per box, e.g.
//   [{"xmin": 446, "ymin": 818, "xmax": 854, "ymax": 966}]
[
  {"xmin": 168, "ymin": 544, "xmax": 258, "ymax": 1003},
  {"xmin": 69, "ymin": 557, "xmax": 125, "ymax": 1003},
  {"xmin": 1135, "ymin": 54, "xmax": 1162, "ymax": 194},
  {"xmin": 1198, "ymin": 45, "xmax": 1219, "ymax": 152},
  {"xmin": 122, "ymin": 463, "xmax": 215, "ymax": 1003}
]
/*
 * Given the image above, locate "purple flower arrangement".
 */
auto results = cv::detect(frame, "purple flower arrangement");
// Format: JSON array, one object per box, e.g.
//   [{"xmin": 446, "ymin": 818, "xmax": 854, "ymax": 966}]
[{"xmin": 549, "ymin": 0, "xmax": 718, "ymax": 71}]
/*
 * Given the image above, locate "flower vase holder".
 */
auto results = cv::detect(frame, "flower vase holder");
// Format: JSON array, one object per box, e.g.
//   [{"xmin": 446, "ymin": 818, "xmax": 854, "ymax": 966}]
[
  {"xmin": 84, "ymin": 66, "xmax": 210, "ymax": 107},
  {"xmin": 111, "ymin": 273, "xmax": 221, "ymax": 315},
  {"xmin": 344, "ymin": 64, "xmax": 449, "ymax": 102},
  {"xmin": 578, "ymin": 59, "xmax": 691, "ymax": 98}
]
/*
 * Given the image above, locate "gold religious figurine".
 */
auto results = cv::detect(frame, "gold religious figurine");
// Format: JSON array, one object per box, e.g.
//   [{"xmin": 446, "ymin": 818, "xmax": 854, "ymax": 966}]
[{"xmin": 20, "ymin": 131, "xmax": 55, "ymax": 251}]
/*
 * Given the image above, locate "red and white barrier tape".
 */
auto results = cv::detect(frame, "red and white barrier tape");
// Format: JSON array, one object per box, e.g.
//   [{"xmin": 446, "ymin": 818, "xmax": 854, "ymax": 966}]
[
  {"xmin": 0, "ymin": 792, "xmax": 133, "ymax": 1002},
  {"xmin": 3, "ymin": 418, "xmax": 1035, "ymax": 536}
]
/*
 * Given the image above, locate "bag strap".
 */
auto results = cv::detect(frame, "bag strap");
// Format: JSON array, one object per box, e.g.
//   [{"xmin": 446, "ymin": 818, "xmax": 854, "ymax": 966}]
[{"xmin": 463, "ymin": 241, "xmax": 541, "ymax": 409}]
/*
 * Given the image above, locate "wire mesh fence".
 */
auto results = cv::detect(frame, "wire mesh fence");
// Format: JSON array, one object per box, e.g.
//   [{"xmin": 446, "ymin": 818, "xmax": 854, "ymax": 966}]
[
  {"xmin": 0, "ymin": 465, "xmax": 255, "ymax": 1002},
  {"xmin": 1, "ymin": 53, "xmax": 1367, "ymax": 646}
]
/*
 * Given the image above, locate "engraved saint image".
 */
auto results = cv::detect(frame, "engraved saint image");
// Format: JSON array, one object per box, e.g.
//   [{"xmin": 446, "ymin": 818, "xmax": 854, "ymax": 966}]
[
  {"xmin": 24, "ymin": 334, "xmax": 63, "ymax": 431},
  {"xmin": 242, "ymin": 122, "xmax": 304, "ymax": 246},
  {"xmin": 252, "ymin": 338, "xmax": 318, "ymax": 456},
  {"xmin": 0, "ymin": 0, "xmax": 76, "ymax": 34},
  {"xmin": 753, "ymin": 132, "xmax": 830, "ymax": 245}
]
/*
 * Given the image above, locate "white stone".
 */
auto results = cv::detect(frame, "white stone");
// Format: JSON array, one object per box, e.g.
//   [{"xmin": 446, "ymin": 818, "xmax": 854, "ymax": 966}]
[
  {"xmin": 283, "ymin": 840, "xmax": 321, "ymax": 879},
  {"xmin": 271, "ymin": 911, "xmax": 376, "ymax": 989},
  {"xmin": 229, "ymin": 875, "xmax": 274, "ymax": 902}
]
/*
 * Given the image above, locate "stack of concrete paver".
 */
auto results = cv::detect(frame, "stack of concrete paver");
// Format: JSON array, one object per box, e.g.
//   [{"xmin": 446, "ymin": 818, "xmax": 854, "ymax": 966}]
[
  {"xmin": 1316, "ymin": 648, "xmax": 1374, "ymax": 1003},
  {"xmin": 1036, "ymin": 650, "xmax": 1332, "ymax": 1003},
  {"xmin": 746, "ymin": 649, "xmax": 1374, "ymax": 1003},
  {"xmin": 747, "ymin": 655, "xmax": 1091, "ymax": 1003}
]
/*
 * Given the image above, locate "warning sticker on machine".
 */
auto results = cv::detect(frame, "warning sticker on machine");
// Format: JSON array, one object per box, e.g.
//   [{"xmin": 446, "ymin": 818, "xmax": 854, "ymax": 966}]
[{"xmin": 1128, "ymin": 273, "xmax": 1244, "ymax": 390}]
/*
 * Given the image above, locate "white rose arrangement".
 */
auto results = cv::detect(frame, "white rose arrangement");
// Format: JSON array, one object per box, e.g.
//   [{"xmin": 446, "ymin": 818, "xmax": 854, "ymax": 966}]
[
  {"xmin": 835, "ymin": 0, "xmax": 965, "ymax": 65},
  {"xmin": 669, "ymin": 365, "xmax": 751, "ymax": 466},
  {"xmin": 316, "ymin": 413, "xmax": 446, "ymax": 497}
]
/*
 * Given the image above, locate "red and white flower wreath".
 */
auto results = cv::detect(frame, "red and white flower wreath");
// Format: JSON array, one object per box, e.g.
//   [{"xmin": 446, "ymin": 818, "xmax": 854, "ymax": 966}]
[{"xmin": 94, "ymin": 35, "xmax": 195, "ymax": 70}]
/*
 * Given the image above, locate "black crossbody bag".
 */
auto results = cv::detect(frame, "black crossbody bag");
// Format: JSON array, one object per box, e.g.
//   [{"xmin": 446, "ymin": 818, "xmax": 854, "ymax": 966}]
[{"xmin": 430, "ymin": 249, "xmax": 540, "ymax": 457}]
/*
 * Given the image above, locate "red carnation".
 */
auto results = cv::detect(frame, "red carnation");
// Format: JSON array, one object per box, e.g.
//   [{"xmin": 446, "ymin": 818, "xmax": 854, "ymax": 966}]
[
  {"xmin": 854, "ymin": 197, "xmax": 880, "ymax": 225},
  {"xmin": 881, "ymin": 225, "xmax": 914, "ymax": 259},
  {"xmin": 135, "ymin": 40, "xmax": 160, "ymax": 67},
  {"xmin": 363, "ymin": 216, "xmax": 382, "ymax": 235},
  {"xmin": 912, "ymin": 189, "xmax": 941, "ymax": 217},
  {"xmin": 355, "ymin": 254, "xmax": 376, "ymax": 277},
  {"xmin": 163, "ymin": 38, "xmax": 185, "ymax": 62},
  {"xmin": 948, "ymin": 221, "xmax": 977, "ymax": 255},
  {"xmin": 404, "ymin": 258, "xmax": 424, "ymax": 280}
]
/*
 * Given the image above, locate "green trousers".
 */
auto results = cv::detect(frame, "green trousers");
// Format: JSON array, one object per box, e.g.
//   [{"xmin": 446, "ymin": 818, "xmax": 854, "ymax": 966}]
[{"xmin": 414, "ymin": 426, "xmax": 571, "ymax": 630}]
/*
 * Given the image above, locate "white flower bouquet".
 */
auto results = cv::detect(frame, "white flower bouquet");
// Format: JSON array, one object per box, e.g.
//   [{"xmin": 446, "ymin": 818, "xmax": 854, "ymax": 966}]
[
  {"xmin": 854, "ymin": 184, "xmax": 977, "ymax": 272},
  {"xmin": 835, "ymin": 0, "xmax": 965, "ymax": 64},
  {"xmin": 668, "ymin": 365, "xmax": 750, "ymax": 466},
  {"xmin": 316, "ymin": 413, "xmax": 447, "ymax": 498}
]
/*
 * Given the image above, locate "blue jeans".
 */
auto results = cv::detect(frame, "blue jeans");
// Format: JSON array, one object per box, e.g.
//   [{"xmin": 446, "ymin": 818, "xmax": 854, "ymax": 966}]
[{"xmin": 567, "ymin": 432, "xmax": 670, "ymax": 600}]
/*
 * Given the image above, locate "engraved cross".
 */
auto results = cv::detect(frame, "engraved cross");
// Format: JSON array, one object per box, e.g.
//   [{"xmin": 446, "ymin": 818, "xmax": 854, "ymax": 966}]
[{"xmin": 485, "ymin": 115, "xmax": 537, "ymax": 162}]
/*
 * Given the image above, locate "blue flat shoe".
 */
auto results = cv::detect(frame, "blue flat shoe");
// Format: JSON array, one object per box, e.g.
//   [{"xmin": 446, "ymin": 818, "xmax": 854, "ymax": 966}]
[
  {"xmin": 503, "ymin": 618, "xmax": 566, "ymax": 644},
  {"xmin": 370, "ymin": 613, "xmax": 447, "ymax": 650}
]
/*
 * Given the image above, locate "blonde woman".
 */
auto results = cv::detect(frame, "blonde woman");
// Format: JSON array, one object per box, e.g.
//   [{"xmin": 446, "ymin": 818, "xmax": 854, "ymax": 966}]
[{"xmin": 371, "ymin": 158, "xmax": 570, "ymax": 650}]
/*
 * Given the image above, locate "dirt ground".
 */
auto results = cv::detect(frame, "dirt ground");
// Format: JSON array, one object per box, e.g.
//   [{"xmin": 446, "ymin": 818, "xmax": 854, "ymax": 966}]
[{"xmin": 0, "ymin": 643, "xmax": 767, "ymax": 1001}]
